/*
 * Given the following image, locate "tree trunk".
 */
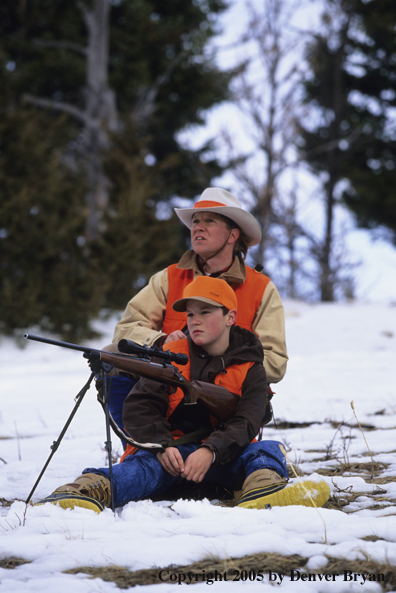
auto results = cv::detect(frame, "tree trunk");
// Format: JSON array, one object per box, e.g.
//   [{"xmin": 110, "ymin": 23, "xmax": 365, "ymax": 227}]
[
  {"xmin": 319, "ymin": 9, "xmax": 351, "ymax": 302},
  {"xmin": 80, "ymin": 0, "xmax": 119, "ymax": 241}
]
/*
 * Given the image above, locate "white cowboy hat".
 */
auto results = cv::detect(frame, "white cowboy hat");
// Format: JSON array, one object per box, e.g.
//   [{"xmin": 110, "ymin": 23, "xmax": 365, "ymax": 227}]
[{"xmin": 174, "ymin": 188, "xmax": 262, "ymax": 247}]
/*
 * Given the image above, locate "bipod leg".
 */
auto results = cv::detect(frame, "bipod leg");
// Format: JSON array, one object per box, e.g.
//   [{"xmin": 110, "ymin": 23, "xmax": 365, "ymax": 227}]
[
  {"xmin": 101, "ymin": 365, "xmax": 116, "ymax": 513},
  {"xmin": 26, "ymin": 371, "xmax": 95, "ymax": 505}
]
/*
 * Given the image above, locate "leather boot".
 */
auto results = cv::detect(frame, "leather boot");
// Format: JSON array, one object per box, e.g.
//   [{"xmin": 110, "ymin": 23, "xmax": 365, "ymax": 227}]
[
  {"xmin": 237, "ymin": 469, "xmax": 330, "ymax": 509},
  {"xmin": 35, "ymin": 473, "xmax": 112, "ymax": 513}
]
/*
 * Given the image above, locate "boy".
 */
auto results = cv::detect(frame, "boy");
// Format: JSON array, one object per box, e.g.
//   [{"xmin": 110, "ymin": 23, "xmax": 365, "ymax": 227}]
[{"xmin": 37, "ymin": 277, "xmax": 329, "ymax": 512}]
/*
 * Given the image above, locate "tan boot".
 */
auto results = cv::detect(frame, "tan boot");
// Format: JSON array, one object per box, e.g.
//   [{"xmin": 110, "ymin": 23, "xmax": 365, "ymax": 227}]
[
  {"xmin": 237, "ymin": 469, "xmax": 330, "ymax": 510},
  {"xmin": 234, "ymin": 469, "xmax": 286, "ymax": 504},
  {"xmin": 35, "ymin": 473, "xmax": 112, "ymax": 513}
]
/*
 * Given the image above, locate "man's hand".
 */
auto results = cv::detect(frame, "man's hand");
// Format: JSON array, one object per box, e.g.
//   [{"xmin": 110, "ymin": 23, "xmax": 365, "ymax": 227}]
[
  {"xmin": 157, "ymin": 447, "xmax": 185, "ymax": 476},
  {"xmin": 183, "ymin": 447, "xmax": 214, "ymax": 483},
  {"xmin": 164, "ymin": 330, "xmax": 187, "ymax": 344}
]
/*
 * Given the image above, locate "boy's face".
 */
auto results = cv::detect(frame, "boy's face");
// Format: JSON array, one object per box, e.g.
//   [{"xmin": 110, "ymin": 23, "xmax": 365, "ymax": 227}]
[{"xmin": 186, "ymin": 300, "xmax": 236, "ymax": 356}]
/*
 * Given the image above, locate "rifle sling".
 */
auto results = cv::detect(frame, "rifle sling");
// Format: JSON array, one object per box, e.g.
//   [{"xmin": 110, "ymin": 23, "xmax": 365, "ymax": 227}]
[
  {"xmin": 160, "ymin": 426, "xmax": 215, "ymax": 447},
  {"xmin": 96, "ymin": 390, "xmax": 215, "ymax": 453}
]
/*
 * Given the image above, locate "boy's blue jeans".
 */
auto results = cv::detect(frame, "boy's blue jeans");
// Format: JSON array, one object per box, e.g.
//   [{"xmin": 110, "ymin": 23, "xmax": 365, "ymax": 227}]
[{"xmin": 83, "ymin": 440, "xmax": 287, "ymax": 508}]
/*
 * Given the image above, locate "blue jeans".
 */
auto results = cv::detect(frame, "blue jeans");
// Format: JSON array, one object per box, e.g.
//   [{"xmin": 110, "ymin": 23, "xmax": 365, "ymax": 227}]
[
  {"xmin": 83, "ymin": 440, "xmax": 287, "ymax": 508},
  {"xmin": 106, "ymin": 375, "xmax": 137, "ymax": 449}
]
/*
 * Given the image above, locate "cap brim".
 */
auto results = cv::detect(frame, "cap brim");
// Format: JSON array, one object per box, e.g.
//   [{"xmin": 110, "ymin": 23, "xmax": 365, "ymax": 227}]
[
  {"xmin": 174, "ymin": 205, "xmax": 262, "ymax": 247},
  {"xmin": 172, "ymin": 296, "xmax": 224, "ymax": 312}
]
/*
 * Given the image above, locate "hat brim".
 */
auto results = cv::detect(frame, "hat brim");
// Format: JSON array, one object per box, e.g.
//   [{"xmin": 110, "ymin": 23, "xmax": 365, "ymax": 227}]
[
  {"xmin": 172, "ymin": 296, "xmax": 224, "ymax": 313},
  {"xmin": 174, "ymin": 205, "xmax": 262, "ymax": 247}
]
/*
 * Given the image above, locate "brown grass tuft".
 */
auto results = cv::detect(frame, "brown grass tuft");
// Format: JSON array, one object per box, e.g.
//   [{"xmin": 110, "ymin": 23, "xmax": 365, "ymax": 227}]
[{"xmin": 0, "ymin": 557, "xmax": 31, "ymax": 569}]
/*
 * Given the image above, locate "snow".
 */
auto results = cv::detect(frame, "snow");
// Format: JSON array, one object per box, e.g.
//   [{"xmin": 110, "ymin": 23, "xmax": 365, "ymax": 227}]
[{"xmin": 1, "ymin": 301, "xmax": 396, "ymax": 592}]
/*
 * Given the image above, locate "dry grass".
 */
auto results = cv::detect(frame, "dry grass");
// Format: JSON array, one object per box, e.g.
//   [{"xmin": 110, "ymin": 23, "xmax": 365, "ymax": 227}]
[
  {"xmin": 0, "ymin": 557, "xmax": 31, "ymax": 569},
  {"xmin": 64, "ymin": 553, "xmax": 307, "ymax": 588},
  {"xmin": 63, "ymin": 554, "xmax": 396, "ymax": 590},
  {"xmin": 317, "ymin": 461, "xmax": 389, "ymax": 478}
]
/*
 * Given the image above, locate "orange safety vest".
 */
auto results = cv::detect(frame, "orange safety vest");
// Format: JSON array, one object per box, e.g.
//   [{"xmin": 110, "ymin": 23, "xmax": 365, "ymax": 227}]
[
  {"xmin": 162, "ymin": 264, "xmax": 271, "ymax": 335},
  {"xmin": 120, "ymin": 338, "xmax": 255, "ymax": 461}
]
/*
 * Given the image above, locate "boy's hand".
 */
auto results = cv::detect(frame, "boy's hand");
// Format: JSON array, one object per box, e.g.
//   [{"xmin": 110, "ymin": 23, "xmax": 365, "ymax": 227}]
[
  {"xmin": 157, "ymin": 447, "xmax": 185, "ymax": 476},
  {"xmin": 164, "ymin": 330, "xmax": 187, "ymax": 344},
  {"xmin": 183, "ymin": 447, "xmax": 213, "ymax": 483}
]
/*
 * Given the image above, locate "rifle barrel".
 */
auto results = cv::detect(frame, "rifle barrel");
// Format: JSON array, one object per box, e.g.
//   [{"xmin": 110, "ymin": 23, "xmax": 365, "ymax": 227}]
[{"xmin": 24, "ymin": 333, "xmax": 94, "ymax": 355}]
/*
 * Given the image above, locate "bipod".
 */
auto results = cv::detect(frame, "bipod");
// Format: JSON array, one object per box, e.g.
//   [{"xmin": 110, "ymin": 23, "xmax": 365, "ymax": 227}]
[
  {"xmin": 25, "ymin": 361, "xmax": 116, "ymax": 513},
  {"xmin": 100, "ymin": 362, "xmax": 116, "ymax": 512}
]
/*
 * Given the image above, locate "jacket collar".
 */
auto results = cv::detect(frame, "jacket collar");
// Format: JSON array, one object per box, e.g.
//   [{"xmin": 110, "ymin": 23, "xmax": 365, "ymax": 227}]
[
  {"xmin": 187, "ymin": 326, "xmax": 263, "ymax": 382},
  {"xmin": 177, "ymin": 250, "xmax": 246, "ymax": 285}
]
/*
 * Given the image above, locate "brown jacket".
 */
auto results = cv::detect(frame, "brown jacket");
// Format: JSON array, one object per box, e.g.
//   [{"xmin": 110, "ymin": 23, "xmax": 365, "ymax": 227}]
[
  {"xmin": 113, "ymin": 251, "xmax": 288, "ymax": 384},
  {"xmin": 122, "ymin": 326, "xmax": 267, "ymax": 466}
]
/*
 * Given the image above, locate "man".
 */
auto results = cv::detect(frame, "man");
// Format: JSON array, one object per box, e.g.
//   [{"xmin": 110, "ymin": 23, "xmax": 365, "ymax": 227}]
[
  {"xmin": 106, "ymin": 188, "xmax": 288, "ymax": 435},
  {"xmin": 37, "ymin": 277, "xmax": 329, "ymax": 512}
]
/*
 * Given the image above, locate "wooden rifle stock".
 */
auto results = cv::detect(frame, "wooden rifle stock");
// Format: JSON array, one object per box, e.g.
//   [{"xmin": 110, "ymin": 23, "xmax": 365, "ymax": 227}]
[{"xmin": 99, "ymin": 351, "xmax": 240, "ymax": 422}]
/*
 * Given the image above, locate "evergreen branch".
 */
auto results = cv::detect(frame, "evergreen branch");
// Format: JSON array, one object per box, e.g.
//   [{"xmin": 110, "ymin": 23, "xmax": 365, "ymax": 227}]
[
  {"xmin": 33, "ymin": 38, "xmax": 87, "ymax": 56},
  {"xmin": 131, "ymin": 50, "xmax": 188, "ymax": 125},
  {"xmin": 300, "ymin": 128, "xmax": 362, "ymax": 160},
  {"xmin": 23, "ymin": 94, "xmax": 87, "ymax": 124}
]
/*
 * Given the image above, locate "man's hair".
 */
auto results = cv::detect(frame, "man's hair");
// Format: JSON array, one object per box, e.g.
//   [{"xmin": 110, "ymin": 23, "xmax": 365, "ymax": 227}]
[{"xmin": 219, "ymin": 214, "xmax": 249, "ymax": 260}]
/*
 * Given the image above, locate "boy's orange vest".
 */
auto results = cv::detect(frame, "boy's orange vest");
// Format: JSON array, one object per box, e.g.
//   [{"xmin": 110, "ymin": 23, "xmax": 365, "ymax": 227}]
[
  {"xmin": 162, "ymin": 264, "xmax": 270, "ymax": 335},
  {"xmin": 120, "ymin": 339, "xmax": 255, "ymax": 461}
]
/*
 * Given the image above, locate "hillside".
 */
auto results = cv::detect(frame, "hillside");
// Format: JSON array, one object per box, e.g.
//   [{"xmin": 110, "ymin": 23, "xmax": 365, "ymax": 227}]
[{"xmin": 1, "ymin": 300, "xmax": 396, "ymax": 592}]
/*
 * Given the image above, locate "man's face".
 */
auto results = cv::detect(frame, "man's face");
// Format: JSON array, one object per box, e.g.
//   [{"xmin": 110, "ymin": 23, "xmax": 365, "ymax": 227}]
[
  {"xmin": 186, "ymin": 300, "xmax": 235, "ymax": 355},
  {"xmin": 190, "ymin": 212, "xmax": 239, "ymax": 260}
]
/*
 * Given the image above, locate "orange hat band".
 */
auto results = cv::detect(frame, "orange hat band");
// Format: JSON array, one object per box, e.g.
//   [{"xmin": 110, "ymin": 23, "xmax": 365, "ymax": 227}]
[{"xmin": 193, "ymin": 200, "xmax": 226, "ymax": 209}]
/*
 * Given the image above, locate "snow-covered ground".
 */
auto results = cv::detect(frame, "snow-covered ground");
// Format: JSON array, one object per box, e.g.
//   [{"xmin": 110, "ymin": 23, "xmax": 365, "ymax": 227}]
[{"xmin": 1, "ymin": 300, "xmax": 396, "ymax": 592}]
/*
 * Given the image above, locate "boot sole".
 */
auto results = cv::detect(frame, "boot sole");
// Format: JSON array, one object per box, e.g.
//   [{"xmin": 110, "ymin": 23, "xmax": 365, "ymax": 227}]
[
  {"xmin": 35, "ymin": 492, "xmax": 104, "ymax": 513},
  {"xmin": 238, "ymin": 479, "xmax": 330, "ymax": 509}
]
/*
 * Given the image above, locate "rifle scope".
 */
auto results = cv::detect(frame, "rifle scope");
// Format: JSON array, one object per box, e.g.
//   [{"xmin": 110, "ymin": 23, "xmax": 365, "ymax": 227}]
[{"xmin": 117, "ymin": 339, "xmax": 188, "ymax": 366}]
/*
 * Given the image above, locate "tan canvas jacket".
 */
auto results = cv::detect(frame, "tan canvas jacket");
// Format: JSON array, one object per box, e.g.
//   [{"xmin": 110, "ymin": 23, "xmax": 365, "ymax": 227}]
[{"xmin": 112, "ymin": 251, "xmax": 288, "ymax": 384}]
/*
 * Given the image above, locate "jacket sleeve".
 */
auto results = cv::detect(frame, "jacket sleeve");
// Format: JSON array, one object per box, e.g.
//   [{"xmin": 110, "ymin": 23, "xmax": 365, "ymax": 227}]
[
  {"xmin": 122, "ymin": 376, "xmax": 174, "ymax": 445},
  {"xmin": 252, "ymin": 281, "xmax": 288, "ymax": 384},
  {"xmin": 201, "ymin": 362, "xmax": 268, "ymax": 466},
  {"xmin": 112, "ymin": 268, "xmax": 169, "ymax": 346}
]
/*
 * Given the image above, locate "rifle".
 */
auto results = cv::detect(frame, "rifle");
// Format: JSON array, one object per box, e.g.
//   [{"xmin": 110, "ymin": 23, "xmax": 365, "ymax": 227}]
[{"xmin": 24, "ymin": 334, "xmax": 241, "ymax": 425}]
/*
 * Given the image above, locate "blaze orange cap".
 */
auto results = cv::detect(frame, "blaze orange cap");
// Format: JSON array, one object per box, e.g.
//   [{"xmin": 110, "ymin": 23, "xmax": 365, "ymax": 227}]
[{"xmin": 172, "ymin": 276, "xmax": 238, "ymax": 312}]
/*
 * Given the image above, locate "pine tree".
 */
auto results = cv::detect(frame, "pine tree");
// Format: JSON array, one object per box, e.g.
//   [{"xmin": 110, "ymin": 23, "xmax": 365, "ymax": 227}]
[
  {"xmin": 298, "ymin": 0, "xmax": 355, "ymax": 301},
  {"xmin": 341, "ymin": 0, "xmax": 396, "ymax": 244},
  {"xmin": 0, "ymin": 109, "xmax": 103, "ymax": 340},
  {"xmin": 299, "ymin": 0, "xmax": 396, "ymax": 305},
  {"xmin": 0, "ymin": 0, "xmax": 230, "ymax": 338}
]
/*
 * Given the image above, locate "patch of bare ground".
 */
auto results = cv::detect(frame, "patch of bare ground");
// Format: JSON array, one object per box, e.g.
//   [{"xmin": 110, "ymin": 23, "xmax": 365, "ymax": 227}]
[
  {"xmin": 0, "ymin": 498, "xmax": 14, "ymax": 508},
  {"xmin": 65, "ymin": 553, "xmax": 307, "ymax": 587},
  {"xmin": 323, "ymin": 478, "xmax": 396, "ymax": 512},
  {"xmin": 272, "ymin": 421, "xmax": 318, "ymax": 429},
  {"xmin": 316, "ymin": 461, "xmax": 389, "ymax": 479},
  {"xmin": 325, "ymin": 557, "xmax": 396, "ymax": 590},
  {"xmin": 64, "ymin": 553, "xmax": 396, "ymax": 590},
  {"xmin": 0, "ymin": 557, "xmax": 31, "ymax": 569},
  {"xmin": 328, "ymin": 421, "xmax": 377, "ymax": 431}
]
